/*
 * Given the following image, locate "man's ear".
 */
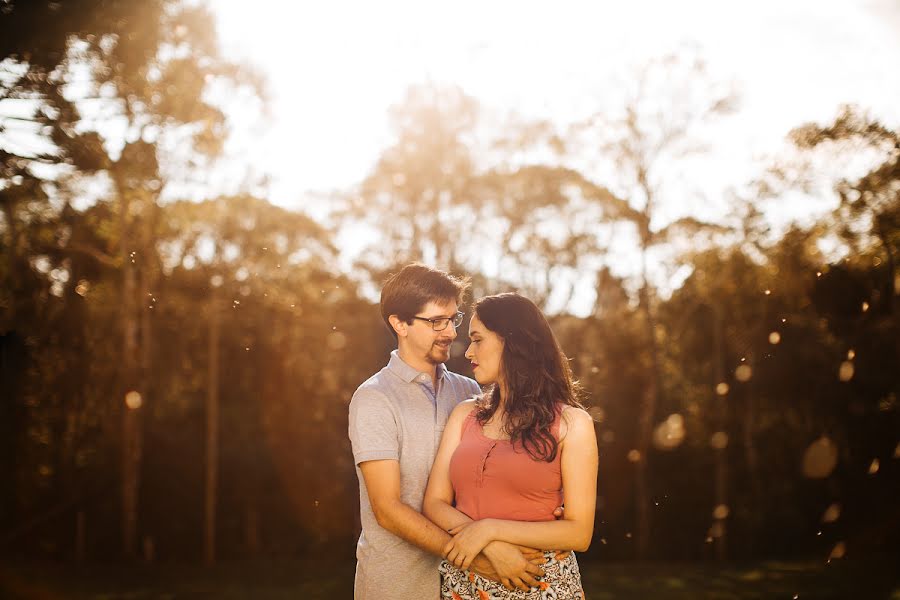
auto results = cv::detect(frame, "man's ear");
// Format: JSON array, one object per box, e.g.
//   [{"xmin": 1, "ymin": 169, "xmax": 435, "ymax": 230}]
[{"xmin": 389, "ymin": 315, "xmax": 408, "ymax": 338}]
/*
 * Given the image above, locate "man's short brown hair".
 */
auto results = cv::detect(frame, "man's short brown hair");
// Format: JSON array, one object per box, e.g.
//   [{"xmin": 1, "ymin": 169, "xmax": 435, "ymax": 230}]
[{"xmin": 380, "ymin": 264, "xmax": 470, "ymax": 338}]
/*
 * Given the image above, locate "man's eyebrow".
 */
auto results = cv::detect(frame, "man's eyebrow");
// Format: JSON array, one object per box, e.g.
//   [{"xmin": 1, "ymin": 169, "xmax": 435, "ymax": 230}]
[{"xmin": 422, "ymin": 313, "xmax": 455, "ymax": 320}]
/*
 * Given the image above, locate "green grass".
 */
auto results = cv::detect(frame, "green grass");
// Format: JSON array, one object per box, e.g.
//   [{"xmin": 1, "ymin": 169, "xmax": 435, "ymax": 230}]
[
  {"xmin": 2, "ymin": 557, "xmax": 897, "ymax": 599},
  {"xmin": 577, "ymin": 559, "xmax": 898, "ymax": 599}
]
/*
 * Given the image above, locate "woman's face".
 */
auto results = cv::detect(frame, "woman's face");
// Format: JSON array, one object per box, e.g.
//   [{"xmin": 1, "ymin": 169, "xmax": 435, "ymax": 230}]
[{"xmin": 465, "ymin": 314, "xmax": 504, "ymax": 385}]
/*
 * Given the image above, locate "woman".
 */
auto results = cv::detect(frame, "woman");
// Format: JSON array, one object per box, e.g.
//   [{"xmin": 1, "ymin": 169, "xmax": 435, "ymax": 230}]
[{"xmin": 423, "ymin": 292, "xmax": 598, "ymax": 599}]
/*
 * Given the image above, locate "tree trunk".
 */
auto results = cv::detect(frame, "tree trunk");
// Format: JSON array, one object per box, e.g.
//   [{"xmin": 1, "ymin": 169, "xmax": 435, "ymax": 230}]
[
  {"xmin": 634, "ymin": 239, "xmax": 660, "ymax": 558},
  {"xmin": 742, "ymin": 391, "xmax": 762, "ymax": 554},
  {"xmin": 245, "ymin": 502, "xmax": 260, "ymax": 557},
  {"xmin": 712, "ymin": 305, "xmax": 728, "ymax": 561},
  {"xmin": 75, "ymin": 510, "xmax": 86, "ymax": 563},
  {"xmin": 204, "ymin": 282, "xmax": 220, "ymax": 566},
  {"xmin": 1, "ymin": 196, "xmax": 20, "ymax": 328},
  {"xmin": 119, "ymin": 183, "xmax": 141, "ymax": 559},
  {"xmin": 875, "ymin": 215, "xmax": 897, "ymax": 317}
]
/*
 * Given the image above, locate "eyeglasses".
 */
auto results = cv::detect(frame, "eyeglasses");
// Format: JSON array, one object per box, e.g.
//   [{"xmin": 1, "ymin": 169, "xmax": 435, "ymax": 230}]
[{"xmin": 411, "ymin": 311, "xmax": 465, "ymax": 331}]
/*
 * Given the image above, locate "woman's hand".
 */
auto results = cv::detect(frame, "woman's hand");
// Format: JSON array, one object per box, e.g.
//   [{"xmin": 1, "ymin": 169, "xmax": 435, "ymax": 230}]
[{"xmin": 443, "ymin": 519, "xmax": 496, "ymax": 571}]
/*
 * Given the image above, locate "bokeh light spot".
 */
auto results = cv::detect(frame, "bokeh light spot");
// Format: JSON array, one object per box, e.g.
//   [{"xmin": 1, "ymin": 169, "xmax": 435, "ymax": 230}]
[
  {"xmin": 828, "ymin": 541, "xmax": 846, "ymax": 560},
  {"xmin": 710, "ymin": 431, "xmax": 729, "ymax": 449},
  {"xmin": 867, "ymin": 458, "xmax": 879, "ymax": 475},
  {"xmin": 327, "ymin": 331, "xmax": 347, "ymax": 350},
  {"xmin": 802, "ymin": 436, "xmax": 838, "ymax": 479},
  {"xmin": 838, "ymin": 361, "xmax": 854, "ymax": 382},
  {"xmin": 125, "ymin": 391, "xmax": 143, "ymax": 410},
  {"xmin": 822, "ymin": 503, "xmax": 841, "ymax": 523},
  {"xmin": 653, "ymin": 414, "xmax": 685, "ymax": 450}
]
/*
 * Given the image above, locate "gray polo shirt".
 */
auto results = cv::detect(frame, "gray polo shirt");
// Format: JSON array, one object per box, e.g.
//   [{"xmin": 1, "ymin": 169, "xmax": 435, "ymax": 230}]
[{"xmin": 349, "ymin": 350, "xmax": 481, "ymax": 600}]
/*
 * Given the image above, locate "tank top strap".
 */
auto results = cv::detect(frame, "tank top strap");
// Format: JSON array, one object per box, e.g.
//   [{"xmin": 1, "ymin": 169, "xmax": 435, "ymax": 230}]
[{"xmin": 461, "ymin": 407, "xmax": 479, "ymax": 435}]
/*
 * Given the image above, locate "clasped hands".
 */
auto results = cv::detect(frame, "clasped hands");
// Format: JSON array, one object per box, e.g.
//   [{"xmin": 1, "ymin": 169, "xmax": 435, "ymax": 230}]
[
  {"xmin": 443, "ymin": 507, "xmax": 566, "ymax": 571},
  {"xmin": 443, "ymin": 509, "xmax": 568, "ymax": 591},
  {"xmin": 443, "ymin": 519, "xmax": 497, "ymax": 571},
  {"xmin": 444, "ymin": 520, "xmax": 546, "ymax": 591}
]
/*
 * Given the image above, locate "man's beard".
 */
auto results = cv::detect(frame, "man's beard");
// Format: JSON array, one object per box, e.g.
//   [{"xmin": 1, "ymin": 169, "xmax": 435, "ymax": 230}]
[{"xmin": 426, "ymin": 340, "xmax": 452, "ymax": 364}]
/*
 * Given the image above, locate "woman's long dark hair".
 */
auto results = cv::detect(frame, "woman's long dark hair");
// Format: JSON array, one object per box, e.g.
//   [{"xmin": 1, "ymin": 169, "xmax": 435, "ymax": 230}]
[{"xmin": 473, "ymin": 292, "xmax": 584, "ymax": 462}]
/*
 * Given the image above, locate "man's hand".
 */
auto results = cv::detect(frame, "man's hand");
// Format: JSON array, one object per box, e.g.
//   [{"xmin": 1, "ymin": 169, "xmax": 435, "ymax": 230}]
[
  {"xmin": 469, "ymin": 554, "xmax": 499, "ymax": 582},
  {"xmin": 480, "ymin": 541, "xmax": 545, "ymax": 591}
]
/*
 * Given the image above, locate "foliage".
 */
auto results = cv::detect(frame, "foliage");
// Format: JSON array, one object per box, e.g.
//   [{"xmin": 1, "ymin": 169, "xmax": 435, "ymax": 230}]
[{"xmin": 1, "ymin": 8, "xmax": 897, "ymax": 567}]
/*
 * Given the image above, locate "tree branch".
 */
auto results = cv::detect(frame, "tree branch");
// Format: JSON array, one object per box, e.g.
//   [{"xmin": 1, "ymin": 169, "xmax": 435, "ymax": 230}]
[{"xmin": 67, "ymin": 241, "xmax": 119, "ymax": 268}]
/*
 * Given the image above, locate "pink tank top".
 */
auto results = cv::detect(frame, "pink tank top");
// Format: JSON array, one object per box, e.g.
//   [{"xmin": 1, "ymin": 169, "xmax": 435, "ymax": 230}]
[{"xmin": 449, "ymin": 410, "xmax": 563, "ymax": 522}]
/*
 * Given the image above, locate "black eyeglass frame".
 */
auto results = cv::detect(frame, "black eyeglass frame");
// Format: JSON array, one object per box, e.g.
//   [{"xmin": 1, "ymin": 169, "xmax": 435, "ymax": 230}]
[{"xmin": 411, "ymin": 311, "xmax": 465, "ymax": 331}]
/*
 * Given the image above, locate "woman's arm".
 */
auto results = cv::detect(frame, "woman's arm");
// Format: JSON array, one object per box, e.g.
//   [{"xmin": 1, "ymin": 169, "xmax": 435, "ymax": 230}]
[
  {"xmin": 423, "ymin": 399, "xmax": 477, "ymax": 531},
  {"xmin": 425, "ymin": 400, "xmax": 546, "ymax": 591},
  {"xmin": 444, "ymin": 407, "xmax": 598, "ymax": 569}
]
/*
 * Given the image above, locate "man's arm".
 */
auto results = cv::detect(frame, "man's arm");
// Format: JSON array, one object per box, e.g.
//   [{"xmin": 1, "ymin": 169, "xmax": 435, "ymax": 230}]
[
  {"xmin": 359, "ymin": 459, "xmax": 452, "ymax": 556},
  {"xmin": 350, "ymin": 388, "xmax": 450, "ymax": 555},
  {"xmin": 362, "ymin": 457, "xmax": 544, "ymax": 591}
]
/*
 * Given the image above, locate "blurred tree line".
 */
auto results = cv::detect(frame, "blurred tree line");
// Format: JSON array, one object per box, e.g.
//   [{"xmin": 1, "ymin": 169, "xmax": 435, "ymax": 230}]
[{"xmin": 1, "ymin": 0, "xmax": 897, "ymax": 566}]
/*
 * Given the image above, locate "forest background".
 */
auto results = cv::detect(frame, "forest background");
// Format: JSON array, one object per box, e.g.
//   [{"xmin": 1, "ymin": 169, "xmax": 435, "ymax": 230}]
[{"xmin": 1, "ymin": 1, "xmax": 897, "ymax": 597}]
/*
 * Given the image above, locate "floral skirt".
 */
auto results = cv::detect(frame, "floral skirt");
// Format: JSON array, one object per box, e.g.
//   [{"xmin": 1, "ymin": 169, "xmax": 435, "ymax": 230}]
[{"xmin": 440, "ymin": 551, "xmax": 584, "ymax": 599}]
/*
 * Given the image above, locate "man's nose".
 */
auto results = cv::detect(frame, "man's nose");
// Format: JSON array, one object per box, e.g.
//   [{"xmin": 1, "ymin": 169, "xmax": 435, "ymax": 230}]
[{"xmin": 444, "ymin": 323, "xmax": 458, "ymax": 340}]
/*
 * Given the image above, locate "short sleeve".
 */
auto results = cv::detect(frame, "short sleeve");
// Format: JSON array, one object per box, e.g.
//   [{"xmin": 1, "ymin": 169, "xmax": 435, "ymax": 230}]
[{"xmin": 349, "ymin": 388, "xmax": 399, "ymax": 465}]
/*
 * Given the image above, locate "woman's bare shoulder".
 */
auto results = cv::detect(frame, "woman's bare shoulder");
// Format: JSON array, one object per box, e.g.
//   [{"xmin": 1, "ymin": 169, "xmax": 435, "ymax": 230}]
[
  {"xmin": 559, "ymin": 405, "xmax": 594, "ymax": 439},
  {"xmin": 449, "ymin": 398, "xmax": 479, "ymax": 421}
]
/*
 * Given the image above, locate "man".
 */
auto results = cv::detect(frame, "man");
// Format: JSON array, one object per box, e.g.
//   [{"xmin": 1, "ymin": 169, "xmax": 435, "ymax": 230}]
[{"xmin": 348, "ymin": 264, "xmax": 544, "ymax": 599}]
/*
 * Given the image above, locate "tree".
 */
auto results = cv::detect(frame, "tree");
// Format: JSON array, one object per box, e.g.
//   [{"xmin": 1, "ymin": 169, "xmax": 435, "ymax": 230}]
[
  {"xmin": 467, "ymin": 165, "xmax": 621, "ymax": 309},
  {"xmin": 348, "ymin": 83, "xmax": 622, "ymax": 311},
  {"xmin": 1, "ymin": 0, "xmax": 263, "ymax": 558},
  {"xmin": 790, "ymin": 106, "xmax": 899, "ymax": 318},
  {"xmin": 570, "ymin": 50, "xmax": 737, "ymax": 557},
  {"xmin": 349, "ymin": 83, "xmax": 479, "ymax": 273}
]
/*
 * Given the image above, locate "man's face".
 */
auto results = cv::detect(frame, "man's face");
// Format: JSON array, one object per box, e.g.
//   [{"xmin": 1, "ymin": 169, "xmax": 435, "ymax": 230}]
[{"xmin": 405, "ymin": 299, "xmax": 460, "ymax": 365}]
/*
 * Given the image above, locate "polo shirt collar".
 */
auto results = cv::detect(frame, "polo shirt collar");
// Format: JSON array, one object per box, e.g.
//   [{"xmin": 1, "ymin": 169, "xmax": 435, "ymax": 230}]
[{"xmin": 388, "ymin": 350, "xmax": 447, "ymax": 384}]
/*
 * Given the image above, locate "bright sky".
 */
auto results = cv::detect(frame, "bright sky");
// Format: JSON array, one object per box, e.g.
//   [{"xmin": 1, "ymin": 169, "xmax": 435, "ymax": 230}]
[
  {"xmin": 212, "ymin": 0, "xmax": 900, "ymax": 208},
  {"xmin": 211, "ymin": 0, "xmax": 900, "ymax": 313}
]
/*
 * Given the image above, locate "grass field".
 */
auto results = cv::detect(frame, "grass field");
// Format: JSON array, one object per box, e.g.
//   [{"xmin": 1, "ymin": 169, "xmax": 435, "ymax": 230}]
[{"xmin": 2, "ymin": 557, "xmax": 898, "ymax": 599}]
